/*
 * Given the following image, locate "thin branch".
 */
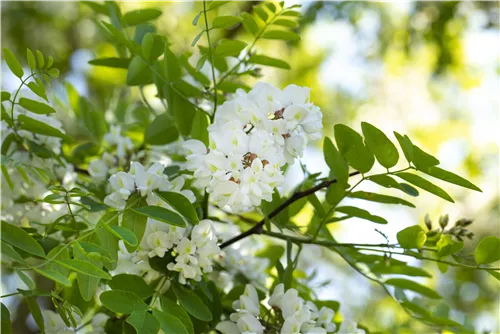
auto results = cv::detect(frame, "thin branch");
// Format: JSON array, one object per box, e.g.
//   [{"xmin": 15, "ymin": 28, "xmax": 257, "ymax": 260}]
[
  {"xmin": 219, "ymin": 171, "xmax": 361, "ymax": 248},
  {"xmin": 203, "ymin": 0, "xmax": 218, "ymax": 120}
]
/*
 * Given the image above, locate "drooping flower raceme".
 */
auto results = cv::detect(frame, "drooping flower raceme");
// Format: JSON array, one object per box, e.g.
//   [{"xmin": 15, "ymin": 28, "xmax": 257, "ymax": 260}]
[
  {"xmin": 216, "ymin": 283, "xmax": 337, "ymax": 334},
  {"xmin": 184, "ymin": 82, "xmax": 323, "ymax": 212}
]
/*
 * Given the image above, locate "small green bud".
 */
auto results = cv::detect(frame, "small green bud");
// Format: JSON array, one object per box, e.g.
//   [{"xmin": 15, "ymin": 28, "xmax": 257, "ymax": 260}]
[
  {"xmin": 439, "ymin": 214, "xmax": 449, "ymax": 229},
  {"xmin": 424, "ymin": 214, "xmax": 432, "ymax": 230}
]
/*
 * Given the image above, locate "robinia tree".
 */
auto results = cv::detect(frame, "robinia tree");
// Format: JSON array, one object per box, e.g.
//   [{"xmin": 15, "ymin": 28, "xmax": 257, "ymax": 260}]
[{"xmin": 1, "ymin": 1, "xmax": 499, "ymax": 334}]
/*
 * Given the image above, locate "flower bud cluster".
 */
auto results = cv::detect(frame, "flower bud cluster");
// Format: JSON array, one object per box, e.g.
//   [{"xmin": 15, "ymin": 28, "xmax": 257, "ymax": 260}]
[{"xmin": 184, "ymin": 82, "xmax": 322, "ymax": 212}]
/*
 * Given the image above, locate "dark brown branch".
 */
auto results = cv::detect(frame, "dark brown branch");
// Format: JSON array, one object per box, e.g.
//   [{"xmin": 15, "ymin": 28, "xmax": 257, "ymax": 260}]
[{"xmin": 219, "ymin": 171, "xmax": 361, "ymax": 248}]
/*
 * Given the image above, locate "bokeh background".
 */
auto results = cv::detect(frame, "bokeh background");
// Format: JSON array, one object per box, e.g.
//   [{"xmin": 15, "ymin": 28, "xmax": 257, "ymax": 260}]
[{"xmin": 2, "ymin": 1, "xmax": 499, "ymax": 333}]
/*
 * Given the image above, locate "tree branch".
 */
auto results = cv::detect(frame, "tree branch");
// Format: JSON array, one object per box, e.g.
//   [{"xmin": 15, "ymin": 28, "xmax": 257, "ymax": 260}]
[{"xmin": 219, "ymin": 171, "xmax": 361, "ymax": 248}]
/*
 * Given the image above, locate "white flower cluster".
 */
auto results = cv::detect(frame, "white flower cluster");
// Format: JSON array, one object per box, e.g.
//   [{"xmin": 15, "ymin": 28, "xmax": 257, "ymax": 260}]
[
  {"xmin": 136, "ymin": 219, "xmax": 221, "ymax": 284},
  {"xmin": 184, "ymin": 82, "xmax": 322, "ymax": 212},
  {"xmin": 103, "ymin": 161, "xmax": 194, "ymax": 210},
  {"xmin": 216, "ymin": 284, "xmax": 337, "ymax": 334}
]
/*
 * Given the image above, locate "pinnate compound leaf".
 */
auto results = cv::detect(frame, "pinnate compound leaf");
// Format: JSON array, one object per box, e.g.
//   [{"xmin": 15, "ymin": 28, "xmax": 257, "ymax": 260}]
[
  {"xmin": 172, "ymin": 284, "xmax": 213, "ymax": 321},
  {"xmin": 109, "ymin": 274, "xmax": 153, "ymax": 299},
  {"xmin": 100, "ymin": 290, "xmax": 148, "ymax": 314},
  {"xmin": 54, "ymin": 259, "xmax": 111, "ymax": 280},
  {"xmin": 18, "ymin": 97, "xmax": 56, "ymax": 115},
  {"xmin": 423, "ymin": 166, "xmax": 481, "ymax": 192},
  {"xmin": 361, "ymin": 122, "xmax": 399, "ymax": 169},
  {"xmin": 132, "ymin": 206, "xmax": 186, "ymax": 227},
  {"xmin": 397, "ymin": 225, "xmax": 427, "ymax": 250},
  {"xmin": 247, "ymin": 54, "xmax": 291, "ymax": 69},
  {"xmin": 334, "ymin": 124, "xmax": 374, "ymax": 173},
  {"xmin": 349, "ymin": 191, "xmax": 415, "ymax": 207},
  {"xmin": 126, "ymin": 311, "xmax": 160, "ymax": 334},
  {"xmin": 385, "ymin": 278, "xmax": 441, "ymax": 299},
  {"xmin": 154, "ymin": 191, "xmax": 199, "ymax": 225},
  {"xmin": 1, "ymin": 221, "xmax": 45, "ymax": 258},
  {"xmin": 475, "ymin": 236, "xmax": 500, "ymax": 265},
  {"xmin": 396, "ymin": 172, "xmax": 454, "ymax": 203},
  {"xmin": 3, "ymin": 48, "xmax": 24, "ymax": 78},
  {"xmin": 153, "ymin": 309, "xmax": 189, "ymax": 334},
  {"xmin": 123, "ymin": 9, "xmax": 162, "ymax": 26},
  {"xmin": 335, "ymin": 206, "xmax": 387, "ymax": 224}
]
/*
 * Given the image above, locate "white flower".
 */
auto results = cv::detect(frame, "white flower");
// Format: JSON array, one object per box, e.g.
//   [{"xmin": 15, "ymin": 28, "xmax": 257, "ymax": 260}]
[
  {"xmin": 88, "ymin": 159, "xmax": 108, "ymax": 182},
  {"xmin": 338, "ymin": 320, "xmax": 365, "ymax": 334},
  {"xmin": 281, "ymin": 316, "xmax": 303, "ymax": 334},
  {"xmin": 43, "ymin": 310, "xmax": 74, "ymax": 334},
  {"xmin": 146, "ymin": 231, "xmax": 170, "ymax": 258},
  {"xmin": 216, "ymin": 321, "xmax": 240, "ymax": 334},
  {"xmin": 90, "ymin": 313, "xmax": 109, "ymax": 333},
  {"xmin": 103, "ymin": 192, "xmax": 127, "ymax": 209},
  {"xmin": 316, "ymin": 307, "xmax": 335, "ymax": 332},
  {"xmin": 269, "ymin": 283, "xmax": 285, "ymax": 308},
  {"xmin": 109, "ymin": 171, "xmax": 135, "ymax": 199},
  {"xmin": 236, "ymin": 313, "xmax": 264, "ymax": 334},
  {"xmin": 280, "ymin": 288, "xmax": 303, "ymax": 318}
]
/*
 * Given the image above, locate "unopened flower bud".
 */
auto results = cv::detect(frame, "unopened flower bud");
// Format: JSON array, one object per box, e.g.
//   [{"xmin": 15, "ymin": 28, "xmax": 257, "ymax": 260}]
[
  {"xmin": 439, "ymin": 214, "xmax": 449, "ymax": 229},
  {"xmin": 424, "ymin": 214, "xmax": 432, "ymax": 230}
]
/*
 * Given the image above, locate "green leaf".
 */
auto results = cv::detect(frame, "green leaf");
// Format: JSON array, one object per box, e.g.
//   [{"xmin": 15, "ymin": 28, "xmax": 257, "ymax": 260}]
[
  {"xmin": 88, "ymin": 57, "xmax": 131, "ymax": 69},
  {"xmin": 35, "ymin": 50, "xmax": 44, "ymax": 68},
  {"xmin": 191, "ymin": 31, "xmax": 204, "ymax": 47},
  {"xmin": 16, "ymin": 270, "xmax": 36, "ymax": 290},
  {"xmin": 54, "ymin": 259, "xmax": 111, "ymax": 280},
  {"xmin": 212, "ymin": 16, "xmax": 242, "ymax": 29},
  {"xmin": 241, "ymin": 12, "xmax": 259, "ymax": 36},
  {"xmin": 127, "ymin": 310, "xmax": 160, "ymax": 334},
  {"xmin": 247, "ymin": 54, "xmax": 291, "ymax": 69},
  {"xmin": 126, "ymin": 56, "xmax": 153, "ymax": 86},
  {"xmin": 144, "ymin": 113, "xmax": 179, "ymax": 145},
  {"xmin": 34, "ymin": 268, "xmax": 71, "ymax": 287},
  {"xmin": 475, "ymin": 236, "xmax": 500, "ymax": 265},
  {"xmin": 323, "ymin": 137, "xmax": 348, "ymax": 187},
  {"xmin": 1, "ymin": 241, "xmax": 25, "ymax": 263},
  {"xmin": 122, "ymin": 194, "xmax": 148, "ymax": 252},
  {"xmin": 1, "ymin": 303, "xmax": 12, "ymax": 334},
  {"xmin": 215, "ymin": 39, "xmax": 248, "ymax": 57},
  {"xmin": 334, "ymin": 124, "xmax": 374, "ymax": 173},
  {"xmin": 46, "ymin": 56, "xmax": 54, "ymax": 69},
  {"xmin": 396, "ymin": 225, "xmax": 427, "ymax": 250},
  {"xmin": 26, "ymin": 81, "xmax": 48, "ymax": 101},
  {"xmin": 253, "ymin": 5, "xmax": 269, "ymax": 21},
  {"xmin": 26, "ymin": 297, "xmax": 44, "ymax": 332},
  {"xmin": 370, "ymin": 264, "xmax": 431, "ymax": 277},
  {"xmin": 190, "ymin": 111, "xmax": 209, "ymax": 146},
  {"xmin": 325, "ymin": 182, "xmax": 346, "ymax": 206},
  {"xmin": 1, "ymin": 221, "xmax": 45, "ymax": 258},
  {"xmin": 335, "ymin": 206, "xmax": 387, "ymax": 224},
  {"xmin": 18, "ymin": 97, "xmax": 56, "ymax": 115},
  {"xmin": 132, "ymin": 206, "xmax": 186, "ymax": 227},
  {"xmin": 412, "ymin": 145, "xmax": 439, "ymax": 170},
  {"xmin": 172, "ymin": 284, "xmax": 213, "ymax": 321},
  {"xmin": 262, "ymin": 30, "xmax": 301, "ymax": 41},
  {"xmin": 385, "ymin": 278, "xmax": 441, "ymax": 299},
  {"xmin": 26, "ymin": 49, "xmax": 36, "ymax": 71},
  {"xmin": 73, "ymin": 244, "xmax": 103, "ymax": 301},
  {"xmin": 208, "ymin": 1, "xmax": 230, "ymax": 10},
  {"xmin": 394, "ymin": 132, "xmax": 414, "ymax": 163},
  {"xmin": 100, "ymin": 290, "xmax": 148, "ymax": 314},
  {"xmin": 153, "ymin": 309, "xmax": 189, "ymax": 334},
  {"xmin": 48, "ymin": 68, "xmax": 60, "ymax": 78},
  {"xmin": 18, "ymin": 114, "xmax": 70, "ymax": 141},
  {"xmin": 160, "ymin": 296, "xmax": 194, "ymax": 334},
  {"xmin": 395, "ymin": 172, "xmax": 454, "ymax": 203},
  {"xmin": 96, "ymin": 212, "xmax": 119, "ymax": 268},
  {"xmin": 109, "ymin": 274, "xmax": 153, "ymax": 299},
  {"xmin": 367, "ymin": 174, "xmax": 417, "ymax": 195},
  {"xmin": 1, "ymin": 92, "xmax": 10, "ymax": 101},
  {"xmin": 123, "ymin": 9, "xmax": 162, "ymax": 26},
  {"xmin": 109, "ymin": 226, "xmax": 138, "ymax": 247},
  {"xmin": 436, "ymin": 235, "xmax": 464, "ymax": 258},
  {"xmin": 3, "ymin": 48, "xmax": 24, "ymax": 78},
  {"xmin": 423, "ymin": 166, "xmax": 481, "ymax": 192},
  {"xmin": 400, "ymin": 183, "xmax": 419, "ymax": 197},
  {"xmin": 487, "ymin": 269, "xmax": 500, "ymax": 281},
  {"xmin": 348, "ymin": 191, "xmax": 415, "ymax": 207},
  {"xmin": 361, "ymin": 122, "xmax": 399, "ymax": 169},
  {"xmin": 192, "ymin": 11, "xmax": 202, "ymax": 26},
  {"xmin": 154, "ymin": 191, "xmax": 198, "ymax": 225}
]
